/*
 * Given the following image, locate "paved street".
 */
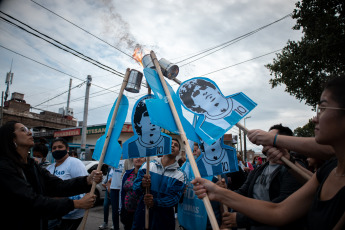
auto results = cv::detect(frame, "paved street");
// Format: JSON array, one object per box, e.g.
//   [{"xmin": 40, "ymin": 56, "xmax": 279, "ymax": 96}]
[{"xmin": 83, "ymin": 204, "xmax": 180, "ymax": 230}]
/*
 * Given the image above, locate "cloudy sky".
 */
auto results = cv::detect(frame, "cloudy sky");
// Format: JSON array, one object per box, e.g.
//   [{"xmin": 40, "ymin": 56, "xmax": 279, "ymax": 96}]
[{"xmin": 0, "ymin": 0, "xmax": 315, "ymax": 151}]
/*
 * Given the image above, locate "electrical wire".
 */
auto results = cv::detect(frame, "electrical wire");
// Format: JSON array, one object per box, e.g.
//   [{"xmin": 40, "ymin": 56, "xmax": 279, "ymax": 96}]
[
  {"xmin": 0, "ymin": 11, "xmax": 124, "ymax": 78},
  {"xmin": 194, "ymin": 49, "xmax": 282, "ymax": 77},
  {"xmin": 33, "ymin": 81, "xmax": 85, "ymax": 107},
  {"xmin": 175, "ymin": 13, "xmax": 292, "ymax": 67},
  {"xmin": 30, "ymin": 0, "xmax": 135, "ymax": 60}
]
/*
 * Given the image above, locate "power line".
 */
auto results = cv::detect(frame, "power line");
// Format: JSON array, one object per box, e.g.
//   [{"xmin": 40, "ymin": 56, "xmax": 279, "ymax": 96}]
[
  {"xmin": 30, "ymin": 0, "xmax": 135, "ymax": 60},
  {"xmin": 0, "ymin": 44, "xmax": 127, "ymax": 94},
  {"xmin": 0, "ymin": 11, "xmax": 125, "ymax": 78},
  {"xmin": 175, "ymin": 13, "xmax": 292, "ymax": 67},
  {"xmin": 34, "ymin": 81, "xmax": 85, "ymax": 107},
  {"xmin": 194, "ymin": 49, "xmax": 282, "ymax": 77}
]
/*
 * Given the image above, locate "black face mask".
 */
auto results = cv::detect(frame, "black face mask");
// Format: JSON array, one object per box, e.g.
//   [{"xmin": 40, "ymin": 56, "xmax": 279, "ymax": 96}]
[{"xmin": 52, "ymin": 150, "xmax": 68, "ymax": 160}]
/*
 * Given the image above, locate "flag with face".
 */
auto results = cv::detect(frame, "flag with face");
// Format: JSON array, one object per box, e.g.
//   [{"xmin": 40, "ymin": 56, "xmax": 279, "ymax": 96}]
[
  {"xmin": 178, "ymin": 77, "xmax": 257, "ymax": 145},
  {"xmin": 122, "ymin": 94, "xmax": 172, "ymax": 158},
  {"xmin": 143, "ymin": 68, "xmax": 200, "ymax": 144},
  {"xmin": 196, "ymin": 136, "xmax": 238, "ymax": 177},
  {"xmin": 92, "ymin": 95, "xmax": 128, "ymax": 168}
]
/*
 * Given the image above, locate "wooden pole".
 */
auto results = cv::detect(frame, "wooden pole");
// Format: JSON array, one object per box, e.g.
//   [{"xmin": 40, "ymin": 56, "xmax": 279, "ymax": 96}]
[
  {"xmin": 235, "ymin": 123, "xmax": 312, "ymax": 181},
  {"xmin": 79, "ymin": 68, "xmax": 131, "ymax": 230},
  {"xmin": 145, "ymin": 87, "xmax": 152, "ymax": 230},
  {"xmin": 150, "ymin": 50, "xmax": 219, "ymax": 230},
  {"xmin": 217, "ymin": 175, "xmax": 228, "ymax": 213}
]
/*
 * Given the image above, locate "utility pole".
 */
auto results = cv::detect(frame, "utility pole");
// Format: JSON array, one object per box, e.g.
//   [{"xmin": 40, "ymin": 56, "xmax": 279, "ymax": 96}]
[
  {"xmin": 80, "ymin": 75, "xmax": 92, "ymax": 160},
  {"xmin": 243, "ymin": 116, "xmax": 251, "ymax": 162},
  {"xmin": 0, "ymin": 91, "xmax": 4, "ymax": 126},
  {"xmin": 66, "ymin": 78, "xmax": 72, "ymax": 115},
  {"xmin": 4, "ymin": 59, "xmax": 14, "ymax": 102},
  {"xmin": 239, "ymin": 127, "xmax": 243, "ymax": 156}
]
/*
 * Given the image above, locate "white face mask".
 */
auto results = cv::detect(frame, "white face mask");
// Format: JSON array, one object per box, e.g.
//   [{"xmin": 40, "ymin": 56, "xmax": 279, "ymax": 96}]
[{"xmin": 33, "ymin": 157, "xmax": 42, "ymax": 164}]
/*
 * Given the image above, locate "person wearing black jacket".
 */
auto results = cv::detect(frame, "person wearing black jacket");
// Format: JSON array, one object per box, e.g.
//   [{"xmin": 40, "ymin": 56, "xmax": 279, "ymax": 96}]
[
  {"xmin": 0, "ymin": 121, "xmax": 103, "ymax": 230},
  {"xmin": 222, "ymin": 124, "xmax": 304, "ymax": 230}
]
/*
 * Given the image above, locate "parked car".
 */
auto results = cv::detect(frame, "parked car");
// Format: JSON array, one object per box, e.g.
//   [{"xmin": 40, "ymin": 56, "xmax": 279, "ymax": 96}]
[{"xmin": 82, "ymin": 160, "xmax": 109, "ymax": 205}]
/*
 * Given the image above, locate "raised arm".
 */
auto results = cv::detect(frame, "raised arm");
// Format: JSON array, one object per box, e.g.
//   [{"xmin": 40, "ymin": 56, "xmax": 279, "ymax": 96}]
[
  {"xmin": 192, "ymin": 173, "xmax": 319, "ymax": 226},
  {"xmin": 247, "ymin": 129, "xmax": 334, "ymax": 160}
]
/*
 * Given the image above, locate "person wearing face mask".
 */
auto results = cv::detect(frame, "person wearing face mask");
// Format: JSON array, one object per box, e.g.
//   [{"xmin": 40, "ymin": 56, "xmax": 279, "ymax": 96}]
[
  {"xmin": 33, "ymin": 138, "xmax": 50, "ymax": 168},
  {"xmin": 46, "ymin": 138, "xmax": 89, "ymax": 230},
  {"xmin": 0, "ymin": 121, "xmax": 103, "ymax": 230}
]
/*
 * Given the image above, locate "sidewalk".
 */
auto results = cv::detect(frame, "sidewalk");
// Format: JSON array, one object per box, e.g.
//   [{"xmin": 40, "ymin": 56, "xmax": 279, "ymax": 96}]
[{"xmin": 83, "ymin": 205, "xmax": 181, "ymax": 230}]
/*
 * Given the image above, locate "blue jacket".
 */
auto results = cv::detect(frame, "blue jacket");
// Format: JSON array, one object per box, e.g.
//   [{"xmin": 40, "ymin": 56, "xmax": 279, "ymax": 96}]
[{"xmin": 131, "ymin": 158, "xmax": 187, "ymax": 230}]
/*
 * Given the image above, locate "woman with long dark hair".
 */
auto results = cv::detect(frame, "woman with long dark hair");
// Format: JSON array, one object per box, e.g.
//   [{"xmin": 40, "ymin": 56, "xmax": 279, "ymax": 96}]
[{"xmin": 0, "ymin": 121, "xmax": 103, "ymax": 230}]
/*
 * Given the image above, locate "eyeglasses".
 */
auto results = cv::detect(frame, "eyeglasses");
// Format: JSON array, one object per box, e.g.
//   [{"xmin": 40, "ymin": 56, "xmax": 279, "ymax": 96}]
[
  {"xmin": 316, "ymin": 105, "xmax": 345, "ymax": 117},
  {"xmin": 16, "ymin": 126, "xmax": 30, "ymax": 134}
]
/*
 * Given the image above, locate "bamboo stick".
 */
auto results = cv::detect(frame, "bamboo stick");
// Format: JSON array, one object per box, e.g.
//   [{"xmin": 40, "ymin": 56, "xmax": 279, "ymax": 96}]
[
  {"xmin": 235, "ymin": 123, "xmax": 312, "ymax": 181},
  {"xmin": 145, "ymin": 87, "xmax": 152, "ymax": 230},
  {"xmin": 79, "ymin": 68, "xmax": 131, "ymax": 230},
  {"xmin": 150, "ymin": 51, "xmax": 219, "ymax": 230}
]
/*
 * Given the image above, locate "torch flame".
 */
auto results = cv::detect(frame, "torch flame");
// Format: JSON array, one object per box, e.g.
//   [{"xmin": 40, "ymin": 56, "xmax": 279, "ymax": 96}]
[{"xmin": 132, "ymin": 47, "xmax": 143, "ymax": 66}]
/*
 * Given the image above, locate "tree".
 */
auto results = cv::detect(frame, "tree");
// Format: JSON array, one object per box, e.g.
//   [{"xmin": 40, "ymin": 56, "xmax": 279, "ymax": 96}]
[
  {"xmin": 266, "ymin": 0, "xmax": 345, "ymax": 108},
  {"xmin": 293, "ymin": 119, "xmax": 315, "ymax": 137}
]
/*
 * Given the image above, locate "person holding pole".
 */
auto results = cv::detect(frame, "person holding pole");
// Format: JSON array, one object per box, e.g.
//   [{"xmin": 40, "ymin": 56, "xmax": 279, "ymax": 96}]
[
  {"xmin": 120, "ymin": 157, "xmax": 146, "ymax": 230},
  {"xmin": 46, "ymin": 138, "xmax": 90, "ymax": 230},
  {"xmin": 192, "ymin": 76, "xmax": 345, "ymax": 230},
  {"xmin": 131, "ymin": 138, "xmax": 187, "ymax": 230},
  {"xmin": 0, "ymin": 121, "xmax": 103, "ymax": 230},
  {"xmin": 222, "ymin": 124, "xmax": 304, "ymax": 230}
]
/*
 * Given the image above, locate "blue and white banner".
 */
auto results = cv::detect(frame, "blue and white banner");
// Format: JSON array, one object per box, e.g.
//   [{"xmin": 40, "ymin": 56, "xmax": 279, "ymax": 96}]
[
  {"xmin": 178, "ymin": 161, "xmax": 211, "ymax": 230},
  {"xmin": 92, "ymin": 95, "xmax": 128, "ymax": 168},
  {"xmin": 196, "ymin": 136, "xmax": 238, "ymax": 177},
  {"xmin": 122, "ymin": 94, "xmax": 172, "ymax": 158},
  {"xmin": 178, "ymin": 77, "xmax": 257, "ymax": 145},
  {"xmin": 143, "ymin": 68, "xmax": 200, "ymax": 144}
]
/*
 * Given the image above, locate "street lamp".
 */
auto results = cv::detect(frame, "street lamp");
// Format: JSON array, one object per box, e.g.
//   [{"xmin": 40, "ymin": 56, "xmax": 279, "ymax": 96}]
[{"xmin": 243, "ymin": 116, "xmax": 251, "ymax": 162}]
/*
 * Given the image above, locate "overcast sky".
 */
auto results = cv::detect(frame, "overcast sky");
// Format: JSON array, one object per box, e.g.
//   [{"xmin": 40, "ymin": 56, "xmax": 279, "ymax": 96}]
[{"xmin": 0, "ymin": 0, "xmax": 315, "ymax": 151}]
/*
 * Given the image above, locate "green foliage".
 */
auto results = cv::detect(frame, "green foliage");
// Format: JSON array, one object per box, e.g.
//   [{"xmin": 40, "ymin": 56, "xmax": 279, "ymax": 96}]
[
  {"xmin": 293, "ymin": 118, "xmax": 315, "ymax": 137},
  {"xmin": 266, "ymin": 0, "xmax": 345, "ymax": 108}
]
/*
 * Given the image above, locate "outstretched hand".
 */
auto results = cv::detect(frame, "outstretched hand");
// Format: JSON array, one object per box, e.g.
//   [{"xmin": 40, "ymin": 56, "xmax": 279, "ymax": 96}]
[
  {"xmin": 263, "ymin": 146, "xmax": 290, "ymax": 164},
  {"xmin": 73, "ymin": 193, "xmax": 96, "ymax": 209},
  {"xmin": 191, "ymin": 177, "xmax": 219, "ymax": 201},
  {"xmin": 87, "ymin": 170, "xmax": 103, "ymax": 185},
  {"xmin": 247, "ymin": 129, "xmax": 275, "ymax": 146}
]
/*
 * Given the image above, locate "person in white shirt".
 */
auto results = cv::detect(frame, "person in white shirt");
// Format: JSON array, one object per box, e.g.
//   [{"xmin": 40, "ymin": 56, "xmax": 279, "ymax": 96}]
[
  {"xmin": 46, "ymin": 138, "xmax": 88, "ymax": 230},
  {"xmin": 105, "ymin": 159, "xmax": 125, "ymax": 230}
]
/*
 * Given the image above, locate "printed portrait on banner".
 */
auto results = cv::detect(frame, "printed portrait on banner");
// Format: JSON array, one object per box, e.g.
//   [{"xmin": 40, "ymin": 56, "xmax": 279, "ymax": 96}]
[
  {"xmin": 122, "ymin": 94, "xmax": 172, "ymax": 159},
  {"xmin": 196, "ymin": 136, "xmax": 238, "ymax": 177},
  {"xmin": 143, "ymin": 68, "xmax": 200, "ymax": 143},
  {"xmin": 178, "ymin": 77, "xmax": 257, "ymax": 145}
]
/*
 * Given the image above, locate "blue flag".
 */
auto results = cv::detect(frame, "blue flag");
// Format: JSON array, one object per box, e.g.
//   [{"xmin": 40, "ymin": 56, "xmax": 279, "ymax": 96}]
[
  {"xmin": 122, "ymin": 94, "xmax": 172, "ymax": 159},
  {"xmin": 178, "ymin": 77, "xmax": 257, "ymax": 145},
  {"xmin": 92, "ymin": 95, "xmax": 128, "ymax": 168},
  {"xmin": 178, "ymin": 161, "xmax": 212, "ymax": 230},
  {"xmin": 196, "ymin": 136, "xmax": 238, "ymax": 177},
  {"xmin": 143, "ymin": 68, "xmax": 200, "ymax": 144}
]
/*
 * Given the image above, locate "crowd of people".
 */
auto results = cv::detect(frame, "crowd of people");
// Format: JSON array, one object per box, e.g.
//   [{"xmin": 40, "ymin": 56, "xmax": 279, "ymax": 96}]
[{"xmin": 1, "ymin": 77, "xmax": 345, "ymax": 230}]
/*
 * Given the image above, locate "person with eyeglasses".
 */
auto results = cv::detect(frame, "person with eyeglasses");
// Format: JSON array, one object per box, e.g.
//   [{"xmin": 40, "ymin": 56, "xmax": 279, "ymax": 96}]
[
  {"xmin": 0, "ymin": 121, "xmax": 103, "ymax": 230},
  {"xmin": 221, "ymin": 124, "xmax": 303, "ymax": 230},
  {"xmin": 192, "ymin": 77, "xmax": 345, "ymax": 229}
]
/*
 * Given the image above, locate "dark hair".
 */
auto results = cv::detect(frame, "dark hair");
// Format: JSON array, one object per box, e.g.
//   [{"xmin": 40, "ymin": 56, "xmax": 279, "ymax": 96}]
[
  {"xmin": 172, "ymin": 138, "xmax": 181, "ymax": 150},
  {"xmin": 324, "ymin": 77, "xmax": 345, "ymax": 109},
  {"xmin": 179, "ymin": 78, "xmax": 217, "ymax": 113},
  {"xmin": 269, "ymin": 124, "xmax": 293, "ymax": 136},
  {"xmin": 33, "ymin": 138, "xmax": 49, "ymax": 157},
  {"xmin": 133, "ymin": 96, "xmax": 152, "ymax": 135},
  {"xmin": 0, "ymin": 121, "xmax": 23, "ymax": 167},
  {"xmin": 51, "ymin": 138, "xmax": 69, "ymax": 149}
]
